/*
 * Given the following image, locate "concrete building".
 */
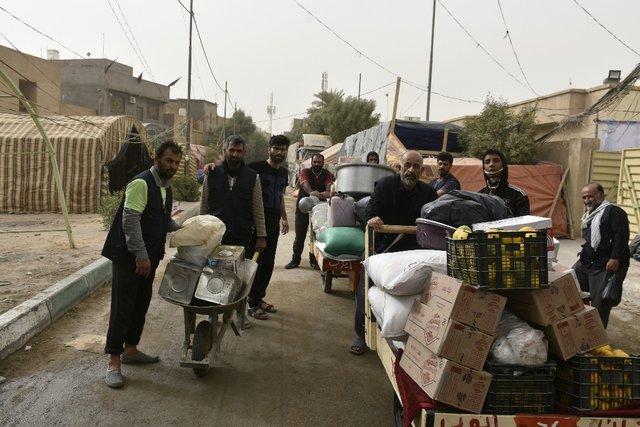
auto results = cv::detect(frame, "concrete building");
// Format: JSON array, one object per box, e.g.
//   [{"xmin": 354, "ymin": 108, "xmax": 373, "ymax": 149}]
[
  {"xmin": 166, "ymin": 98, "xmax": 221, "ymax": 146},
  {"xmin": 58, "ymin": 58, "xmax": 169, "ymax": 125},
  {"xmin": 0, "ymin": 45, "xmax": 91, "ymax": 116}
]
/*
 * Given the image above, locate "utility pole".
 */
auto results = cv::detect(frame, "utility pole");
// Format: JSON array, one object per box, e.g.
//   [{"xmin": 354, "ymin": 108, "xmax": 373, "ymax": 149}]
[
  {"xmin": 267, "ymin": 92, "xmax": 276, "ymax": 136},
  {"xmin": 222, "ymin": 81, "xmax": 227, "ymax": 141},
  {"xmin": 184, "ymin": 0, "xmax": 194, "ymax": 175},
  {"xmin": 425, "ymin": 0, "xmax": 436, "ymax": 121}
]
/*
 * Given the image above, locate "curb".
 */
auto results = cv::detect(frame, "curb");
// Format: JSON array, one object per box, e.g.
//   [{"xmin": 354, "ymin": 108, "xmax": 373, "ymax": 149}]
[
  {"xmin": 0, "ymin": 258, "xmax": 112, "ymax": 360},
  {"xmin": 0, "ymin": 202, "xmax": 200, "ymax": 361}
]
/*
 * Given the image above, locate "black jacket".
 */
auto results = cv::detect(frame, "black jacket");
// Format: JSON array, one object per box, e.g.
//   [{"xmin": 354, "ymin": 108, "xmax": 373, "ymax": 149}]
[
  {"xmin": 206, "ymin": 163, "xmax": 257, "ymax": 242},
  {"xmin": 366, "ymin": 174, "xmax": 437, "ymax": 252},
  {"xmin": 579, "ymin": 204, "xmax": 630, "ymax": 269},
  {"xmin": 478, "ymin": 151, "xmax": 530, "ymax": 217},
  {"xmin": 102, "ymin": 169, "xmax": 172, "ymax": 269}
]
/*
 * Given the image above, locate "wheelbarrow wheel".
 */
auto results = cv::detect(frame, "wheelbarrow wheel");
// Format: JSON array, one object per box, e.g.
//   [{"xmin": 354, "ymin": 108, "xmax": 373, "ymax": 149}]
[
  {"xmin": 322, "ymin": 271, "xmax": 333, "ymax": 293},
  {"xmin": 192, "ymin": 320, "xmax": 212, "ymax": 378}
]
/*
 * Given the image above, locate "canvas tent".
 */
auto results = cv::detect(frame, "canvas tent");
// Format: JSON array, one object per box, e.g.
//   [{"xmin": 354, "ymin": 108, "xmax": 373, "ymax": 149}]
[
  {"xmin": 0, "ymin": 113, "xmax": 152, "ymax": 213},
  {"xmin": 338, "ymin": 120, "xmax": 462, "ymax": 166}
]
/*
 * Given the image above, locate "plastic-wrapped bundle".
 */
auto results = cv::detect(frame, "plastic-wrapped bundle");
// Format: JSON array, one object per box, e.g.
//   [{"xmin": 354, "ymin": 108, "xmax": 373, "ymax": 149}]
[
  {"xmin": 491, "ymin": 310, "xmax": 548, "ymax": 367},
  {"xmin": 311, "ymin": 202, "xmax": 328, "ymax": 235}
]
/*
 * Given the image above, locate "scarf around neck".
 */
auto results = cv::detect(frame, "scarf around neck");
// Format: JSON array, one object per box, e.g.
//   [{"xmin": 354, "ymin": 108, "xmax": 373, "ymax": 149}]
[{"xmin": 581, "ymin": 200, "xmax": 611, "ymax": 250}]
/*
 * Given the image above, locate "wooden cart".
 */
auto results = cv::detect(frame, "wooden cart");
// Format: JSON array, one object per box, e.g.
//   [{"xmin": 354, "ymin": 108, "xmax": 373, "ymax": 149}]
[{"xmin": 364, "ymin": 225, "xmax": 639, "ymax": 427}]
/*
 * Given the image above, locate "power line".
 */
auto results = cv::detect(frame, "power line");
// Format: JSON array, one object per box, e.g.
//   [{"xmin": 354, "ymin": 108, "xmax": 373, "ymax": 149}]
[
  {"xmin": 360, "ymin": 81, "xmax": 396, "ymax": 97},
  {"xmin": 436, "ymin": 0, "xmax": 529, "ymax": 92},
  {"xmin": 0, "ymin": 5, "xmax": 86, "ymax": 60},
  {"xmin": 571, "ymin": 0, "xmax": 640, "ymax": 57},
  {"xmin": 495, "ymin": 0, "xmax": 538, "ymax": 96},
  {"xmin": 403, "ymin": 80, "xmax": 484, "ymax": 104}
]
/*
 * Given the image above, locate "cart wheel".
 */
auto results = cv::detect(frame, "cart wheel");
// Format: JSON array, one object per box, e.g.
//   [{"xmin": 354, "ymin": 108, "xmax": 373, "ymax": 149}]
[
  {"xmin": 322, "ymin": 271, "xmax": 333, "ymax": 293},
  {"xmin": 192, "ymin": 320, "xmax": 212, "ymax": 378}
]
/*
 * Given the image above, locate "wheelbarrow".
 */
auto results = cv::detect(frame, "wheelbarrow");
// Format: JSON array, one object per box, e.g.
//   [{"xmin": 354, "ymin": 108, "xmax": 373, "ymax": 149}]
[{"xmin": 160, "ymin": 254, "xmax": 258, "ymax": 378}]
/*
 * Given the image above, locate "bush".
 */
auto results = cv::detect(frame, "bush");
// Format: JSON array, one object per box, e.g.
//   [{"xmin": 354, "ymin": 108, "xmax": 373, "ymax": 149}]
[
  {"xmin": 100, "ymin": 190, "xmax": 123, "ymax": 230},
  {"xmin": 459, "ymin": 96, "xmax": 537, "ymax": 164},
  {"xmin": 172, "ymin": 175, "xmax": 201, "ymax": 202}
]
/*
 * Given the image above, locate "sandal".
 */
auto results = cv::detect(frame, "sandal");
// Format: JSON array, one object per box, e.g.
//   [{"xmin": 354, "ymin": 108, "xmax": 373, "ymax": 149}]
[
  {"xmin": 349, "ymin": 336, "xmax": 366, "ymax": 355},
  {"xmin": 260, "ymin": 301, "xmax": 277, "ymax": 313},
  {"xmin": 248, "ymin": 306, "xmax": 269, "ymax": 320}
]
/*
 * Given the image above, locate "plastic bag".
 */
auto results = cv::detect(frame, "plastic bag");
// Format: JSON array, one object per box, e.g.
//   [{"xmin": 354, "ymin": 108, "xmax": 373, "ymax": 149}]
[
  {"xmin": 491, "ymin": 310, "xmax": 548, "ymax": 367},
  {"xmin": 602, "ymin": 273, "xmax": 622, "ymax": 307},
  {"xmin": 420, "ymin": 190, "xmax": 512, "ymax": 227},
  {"xmin": 169, "ymin": 215, "xmax": 225, "ymax": 251}
]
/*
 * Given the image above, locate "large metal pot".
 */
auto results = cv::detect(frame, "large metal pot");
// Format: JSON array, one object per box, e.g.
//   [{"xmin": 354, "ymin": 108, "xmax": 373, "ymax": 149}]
[{"xmin": 335, "ymin": 163, "xmax": 395, "ymax": 196}]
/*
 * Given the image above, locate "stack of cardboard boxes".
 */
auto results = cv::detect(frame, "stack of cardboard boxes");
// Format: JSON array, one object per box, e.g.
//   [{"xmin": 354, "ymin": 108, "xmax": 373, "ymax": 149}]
[
  {"xmin": 399, "ymin": 273, "xmax": 507, "ymax": 413},
  {"xmin": 504, "ymin": 268, "xmax": 608, "ymax": 360}
]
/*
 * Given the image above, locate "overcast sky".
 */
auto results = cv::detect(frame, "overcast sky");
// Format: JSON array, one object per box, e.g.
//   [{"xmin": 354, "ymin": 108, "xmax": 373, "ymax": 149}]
[{"xmin": 2, "ymin": 0, "xmax": 639, "ymax": 135}]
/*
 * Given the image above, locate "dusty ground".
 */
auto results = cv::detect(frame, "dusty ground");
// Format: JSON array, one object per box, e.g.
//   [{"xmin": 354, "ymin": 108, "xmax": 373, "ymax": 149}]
[{"xmin": 0, "ymin": 213, "xmax": 106, "ymax": 315}]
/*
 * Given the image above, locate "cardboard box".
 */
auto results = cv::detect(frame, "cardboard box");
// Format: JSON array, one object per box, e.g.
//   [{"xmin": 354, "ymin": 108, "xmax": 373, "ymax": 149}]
[
  {"xmin": 422, "ymin": 273, "xmax": 506, "ymax": 335},
  {"xmin": 400, "ymin": 336, "xmax": 493, "ymax": 414},
  {"xmin": 504, "ymin": 270, "xmax": 585, "ymax": 326},
  {"xmin": 405, "ymin": 300, "xmax": 493, "ymax": 370},
  {"xmin": 545, "ymin": 306, "xmax": 609, "ymax": 360}
]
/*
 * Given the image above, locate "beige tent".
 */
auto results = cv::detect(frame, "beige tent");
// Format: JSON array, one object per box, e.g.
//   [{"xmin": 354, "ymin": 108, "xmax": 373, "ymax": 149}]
[{"xmin": 0, "ymin": 113, "xmax": 152, "ymax": 213}]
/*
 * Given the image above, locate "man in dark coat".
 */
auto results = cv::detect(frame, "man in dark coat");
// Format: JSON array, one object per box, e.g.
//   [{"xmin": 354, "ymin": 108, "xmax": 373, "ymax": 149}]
[
  {"xmin": 102, "ymin": 140, "xmax": 182, "ymax": 388},
  {"xmin": 350, "ymin": 150, "xmax": 437, "ymax": 355},
  {"xmin": 573, "ymin": 183, "xmax": 630, "ymax": 328},
  {"xmin": 478, "ymin": 148, "xmax": 529, "ymax": 217}
]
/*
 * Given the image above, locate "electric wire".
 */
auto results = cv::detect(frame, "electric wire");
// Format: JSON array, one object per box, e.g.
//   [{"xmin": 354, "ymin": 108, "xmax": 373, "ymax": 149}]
[
  {"xmin": 110, "ymin": 0, "xmax": 156, "ymax": 81},
  {"xmin": 571, "ymin": 0, "xmax": 640, "ymax": 57},
  {"xmin": 495, "ymin": 0, "xmax": 538, "ymax": 95}
]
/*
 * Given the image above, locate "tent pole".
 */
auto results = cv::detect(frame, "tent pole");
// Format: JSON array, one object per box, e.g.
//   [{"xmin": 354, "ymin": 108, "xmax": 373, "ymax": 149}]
[{"xmin": 0, "ymin": 69, "xmax": 75, "ymax": 248}]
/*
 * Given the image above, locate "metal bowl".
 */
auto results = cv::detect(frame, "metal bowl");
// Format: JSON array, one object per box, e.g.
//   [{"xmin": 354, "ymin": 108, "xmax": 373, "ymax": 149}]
[{"xmin": 335, "ymin": 163, "xmax": 394, "ymax": 196}]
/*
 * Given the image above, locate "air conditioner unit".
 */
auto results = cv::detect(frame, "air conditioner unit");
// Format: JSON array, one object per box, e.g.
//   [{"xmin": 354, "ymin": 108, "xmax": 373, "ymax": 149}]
[{"xmin": 129, "ymin": 96, "xmax": 137, "ymax": 104}]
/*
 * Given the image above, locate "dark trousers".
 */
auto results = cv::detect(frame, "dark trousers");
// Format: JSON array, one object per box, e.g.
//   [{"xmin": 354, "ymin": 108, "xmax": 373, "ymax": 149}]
[
  {"xmin": 354, "ymin": 272, "xmax": 367, "ymax": 338},
  {"xmin": 572, "ymin": 261, "xmax": 628, "ymax": 328},
  {"xmin": 222, "ymin": 234, "xmax": 251, "ymax": 257},
  {"xmin": 290, "ymin": 209, "xmax": 316, "ymax": 264},
  {"xmin": 248, "ymin": 210, "xmax": 281, "ymax": 307},
  {"xmin": 105, "ymin": 261, "xmax": 155, "ymax": 355}
]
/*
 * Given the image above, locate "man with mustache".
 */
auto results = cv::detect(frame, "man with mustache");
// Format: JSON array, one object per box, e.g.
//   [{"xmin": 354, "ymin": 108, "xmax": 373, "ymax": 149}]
[
  {"xmin": 285, "ymin": 153, "xmax": 334, "ymax": 270},
  {"xmin": 102, "ymin": 140, "xmax": 183, "ymax": 388},
  {"xmin": 200, "ymin": 135, "xmax": 267, "ymax": 255},
  {"xmin": 429, "ymin": 151, "xmax": 460, "ymax": 196},
  {"xmin": 245, "ymin": 135, "xmax": 290, "ymax": 320},
  {"xmin": 350, "ymin": 150, "xmax": 437, "ymax": 355},
  {"xmin": 573, "ymin": 182, "xmax": 629, "ymax": 328},
  {"xmin": 478, "ymin": 148, "xmax": 529, "ymax": 216}
]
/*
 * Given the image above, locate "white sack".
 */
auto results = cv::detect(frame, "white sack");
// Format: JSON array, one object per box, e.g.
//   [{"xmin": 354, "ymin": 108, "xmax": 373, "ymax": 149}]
[
  {"xmin": 368, "ymin": 286, "xmax": 419, "ymax": 339},
  {"xmin": 363, "ymin": 250, "xmax": 445, "ymax": 296}
]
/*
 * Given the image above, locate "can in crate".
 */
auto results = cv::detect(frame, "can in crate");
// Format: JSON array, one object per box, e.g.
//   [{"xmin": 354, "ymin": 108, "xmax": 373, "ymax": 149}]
[
  {"xmin": 446, "ymin": 230, "xmax": 548, "ymax": 290},
  {"xmin": 555, "ymin": 353, "xmax": 640, "ymax": 411}
]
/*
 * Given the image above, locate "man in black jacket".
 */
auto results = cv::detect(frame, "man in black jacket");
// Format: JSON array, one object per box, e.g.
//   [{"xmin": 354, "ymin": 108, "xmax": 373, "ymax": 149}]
[
  {"xmin": 573, "ymin": 183, "xmax": 630, "ymax": 328},
  {"xmin": 102, "ymin": 140, "xmax": 182, "ymax": 388},
  {"xmin": 200, "ymin": 135, "xmax": 267, "ymax": 255},
  {"xmin": 479, "ymin": 148, "xmax": 529, "ymax": 217},
  {"xmin": 350, "ymin": 150, "xmax": 437, "ymax": 355}
]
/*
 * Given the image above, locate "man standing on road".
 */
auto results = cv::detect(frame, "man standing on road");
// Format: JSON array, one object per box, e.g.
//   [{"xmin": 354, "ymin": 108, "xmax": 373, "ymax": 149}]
[
  {"xmin": 285, "ymin": 153, "xmax": 334, "ymax": 270},
  {"xmin": 479, "ymin": 148, "xmax": 530, "ymax": 216},
  {"xmin": 245, "ymin": 135, "xmax": 290, "ymax": 320},
  {"xmin": 429, "ymin": 151, "xmax": 460, "ymax": 197},
  {"xmin": 200, "ymin": 135, "xmax": 267, "ymax": 256},
  {"xmin": 101, "ymin": 140, "xmax": 183, "ymax": 389},
  {"xmin": 573, "ymin": 183, "xmax": 630, "ymax": 328},
  {"xmin": 350, "ymin": 150, "xmax": 437, "ymax": 355}
]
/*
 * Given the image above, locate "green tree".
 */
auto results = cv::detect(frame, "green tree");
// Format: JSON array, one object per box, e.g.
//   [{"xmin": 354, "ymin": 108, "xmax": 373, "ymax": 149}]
[
  {"xmin": 459, "ymin": 96, "xmax": 537, "ymax": 164},
  {"xmin": 206, "ymin": 109, "xmax": 269, "ymax": 164},
  {"xmin": 303, "ymin": 90, "xmax": 380, "ymax": 144}
]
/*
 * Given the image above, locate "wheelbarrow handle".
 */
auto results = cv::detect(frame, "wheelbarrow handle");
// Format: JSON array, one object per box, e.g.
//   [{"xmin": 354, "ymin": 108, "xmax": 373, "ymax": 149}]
[{"xmin": 252, "ymin": 252, "xmax": 260, "ymax": 262}]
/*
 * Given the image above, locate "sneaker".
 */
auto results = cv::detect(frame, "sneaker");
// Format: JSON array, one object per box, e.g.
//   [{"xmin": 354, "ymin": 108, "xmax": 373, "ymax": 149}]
[
  {"xmin": 105, "ymin": 366, "xmax": 124, "ymax": 388},
  {"xmin": 121, "ymin": 351, "xmax": 159, "ymax": 364},
  {"xmin": 284, "ymin": 260, "xmax": 299, "ymax": 269}
]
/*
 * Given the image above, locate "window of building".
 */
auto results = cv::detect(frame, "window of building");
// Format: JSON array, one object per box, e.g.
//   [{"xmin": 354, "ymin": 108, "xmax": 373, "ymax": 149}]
[
  {"xmin": 135, "ymin": 106, "xmax": 144, "ymax": 121},
  {"xmin": 148, "ymin": 103, "xmax": 159, "ymax": 120},
  {"xmin": 18, "ymin": 80, "xmax": 37, "ymax": 113},
  {"xmin": 110, "ymin": 94, "xmax": 125, "ymax": 114}
]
